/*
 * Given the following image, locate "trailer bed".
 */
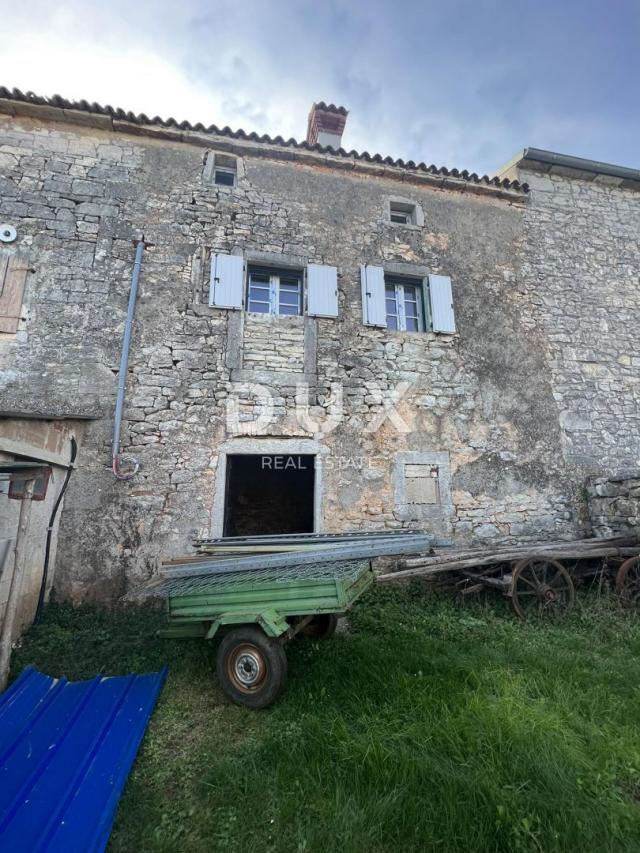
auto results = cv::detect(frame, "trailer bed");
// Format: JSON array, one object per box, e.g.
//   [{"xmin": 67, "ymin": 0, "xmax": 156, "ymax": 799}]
[
  {"xmin": 125, "ymin": 528, "xmax": 430, "ymax": 708},
  {"xmin": 143, "ymin": 559, "xmax": 374, "ymax": 638}
]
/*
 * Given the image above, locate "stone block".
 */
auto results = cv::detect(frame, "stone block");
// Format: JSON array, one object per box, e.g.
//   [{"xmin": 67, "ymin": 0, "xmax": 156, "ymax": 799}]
[{"xmin": 475, "ymin": 524, "xmax": 500, "ymax": 539}]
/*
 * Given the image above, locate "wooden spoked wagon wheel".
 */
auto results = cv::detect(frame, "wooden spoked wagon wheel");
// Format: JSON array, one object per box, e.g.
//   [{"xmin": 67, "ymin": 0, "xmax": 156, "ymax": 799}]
[
  {"xmin": 615, "ymin": 557, "xmax": 640, "ymax": 607},
  {"xmin": 511, "ymin": 557, "xmax": 575, "ymax": 618}
]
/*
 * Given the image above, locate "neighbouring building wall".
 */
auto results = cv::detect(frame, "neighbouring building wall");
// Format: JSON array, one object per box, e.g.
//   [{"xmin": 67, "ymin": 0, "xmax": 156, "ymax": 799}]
[
  {"xmin": 586, "ymin": 474, "xmax": 640, "ymax": 538},
  {"xmin": 512, "ymin": 165, "xmax": 640, "ymax": 471},
  {"xmin": 0, "ymin": 111, "xmax": 637, "ymax": 603}
]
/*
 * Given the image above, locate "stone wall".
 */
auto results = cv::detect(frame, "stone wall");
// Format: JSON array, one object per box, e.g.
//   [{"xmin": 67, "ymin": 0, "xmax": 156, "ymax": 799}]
[
  {"xmin": 243, "ymin": 313, "xmax": 305, "ymax": 372},
  {"xmin": 514, "ymin": 167, "xmax": 640, "ymax": 472},
  {"xmin": 0, "ymin": 112, "xmax": 637, "ymax": 602},
  {"xmin": 586, "ymin": 474, "xmax": 640, "ymax": 537}
]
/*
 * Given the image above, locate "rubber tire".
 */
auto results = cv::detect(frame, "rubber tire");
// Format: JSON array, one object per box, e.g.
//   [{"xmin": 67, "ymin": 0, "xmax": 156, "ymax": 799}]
[
  {"xmin": 216, "ymin": 626, "xmax": 287, "ymax": 710},
  {"xmin": 301, "ymin": 613, "xmax": 339, "ymax": 640}
]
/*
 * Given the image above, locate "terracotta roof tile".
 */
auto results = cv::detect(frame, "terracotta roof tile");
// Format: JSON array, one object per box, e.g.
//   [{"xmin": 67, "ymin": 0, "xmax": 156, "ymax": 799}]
[
  {"xmin": 313, "ymin": 102, "xmax": 348, "ymax": 115},
  {"xmin": 0, "ymin": 87, "xmax": 528, "ymax": 193}
]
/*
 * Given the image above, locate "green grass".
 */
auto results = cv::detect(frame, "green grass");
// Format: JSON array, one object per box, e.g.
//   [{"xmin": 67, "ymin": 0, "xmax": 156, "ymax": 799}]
[{"xmin": 10, "ymin": 586, "xmax": 640, "ymax": 853}]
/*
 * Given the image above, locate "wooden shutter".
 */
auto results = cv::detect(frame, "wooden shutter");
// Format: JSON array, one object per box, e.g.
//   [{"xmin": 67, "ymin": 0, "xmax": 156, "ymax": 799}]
[
  {"xmin": 0, "ymin": 253, "xmax": 29, "ymax": 333},
  {"xmin": 360, "ymin": 264, "xmax": 386, "ymax": 327},
  {"xmin": 307, "ymin": 263, "xmax": 338, "ymax": 317},
  {"xmin": 209, "ymin": 253, "xmax": 244, "ymax": 309},
  {"xmin": 428, "ymin": 274, "xmax": 456, "ymax": 333}
]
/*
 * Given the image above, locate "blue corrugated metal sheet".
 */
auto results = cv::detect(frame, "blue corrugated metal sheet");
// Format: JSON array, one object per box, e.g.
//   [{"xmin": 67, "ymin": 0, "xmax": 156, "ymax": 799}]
[{"xmin": 0, "ymin": 665, "xmax": 167, "ymax": 852}]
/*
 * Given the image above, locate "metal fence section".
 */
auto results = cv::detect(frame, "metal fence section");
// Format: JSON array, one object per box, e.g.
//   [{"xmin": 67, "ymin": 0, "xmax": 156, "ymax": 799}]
[
  {"xmin": 160, "ymin": 532, "xmax": 435, "ymax": 582},
  {"xmin": 194, "ymin": 529, "xmax": 423, "ymax": 546},
  {"xmin": 141, "ymin": 558, "xmax": 371, "ymax": 600}
]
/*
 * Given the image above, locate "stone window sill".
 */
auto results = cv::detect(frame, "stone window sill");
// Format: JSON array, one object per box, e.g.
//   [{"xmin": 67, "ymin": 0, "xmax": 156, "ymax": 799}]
[
  {"xmin": 245, "ymin": 311, "xmax": 305, "ymax": 321},
  {"xmin": 384, "ymin": 221, "xmax": 422, "ymax": 231},
  {"xmin": 384, "ymin": 328, "xmax": 457, "ymax": 339}
]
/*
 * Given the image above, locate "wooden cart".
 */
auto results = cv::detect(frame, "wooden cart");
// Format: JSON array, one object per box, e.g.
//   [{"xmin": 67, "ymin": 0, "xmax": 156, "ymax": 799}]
[{"xmin": 379, "ymin": 534, "xmax": 640, "ymax": 618}]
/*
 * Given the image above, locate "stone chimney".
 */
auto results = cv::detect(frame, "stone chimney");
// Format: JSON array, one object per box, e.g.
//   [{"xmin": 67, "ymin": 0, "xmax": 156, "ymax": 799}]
[{"xmin": 306, "ymin": 102, "xmax": 348, "ymax": 149}]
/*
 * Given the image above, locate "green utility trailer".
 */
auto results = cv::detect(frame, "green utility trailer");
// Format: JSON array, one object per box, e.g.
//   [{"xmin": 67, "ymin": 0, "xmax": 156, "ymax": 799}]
[{"xmin": 155, "ymin": 559, "xmax": 374, "ymax": 708}]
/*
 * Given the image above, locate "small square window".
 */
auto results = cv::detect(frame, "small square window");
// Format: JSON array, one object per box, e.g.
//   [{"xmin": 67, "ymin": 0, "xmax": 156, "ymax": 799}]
[
  {"xmin": 206, "ymin": 152, "xmax": 239, "ymax": 187},
  {"xmin": 405, "ymin": 464, "xmax": 440, "ymax": 505},
  {"xmin": 389, "ymin": 201, "xmax": 417, "ymax": 225},
  {"xmin": 214, "ymin": 167, "xmax": 236, "ymax": 186},
  {"xmin": 390, "ymin": 210, "xmax": 410, "ymax": 224}
]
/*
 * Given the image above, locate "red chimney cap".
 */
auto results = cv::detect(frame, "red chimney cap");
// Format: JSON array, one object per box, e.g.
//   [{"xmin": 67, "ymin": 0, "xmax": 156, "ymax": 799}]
[{"xmin": 306, "ymin": 102, "xmax": 349, "ymax": 146}]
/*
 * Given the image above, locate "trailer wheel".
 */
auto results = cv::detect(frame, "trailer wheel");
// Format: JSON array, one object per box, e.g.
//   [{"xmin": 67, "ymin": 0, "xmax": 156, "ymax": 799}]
[
  {"xmin": 615, "ymin": 557, "xmax": 640, "ymax": 607},
  {"xmin": 216, "ymin": 626, "xmax": 287, "ymax": 710},
  {"xmin": 301, "ymin": 613, "xmax": 339, "ymax": 640},
  {"xmin": 511, "ymin": 557, "xmax": 575, "ymax": 619}
]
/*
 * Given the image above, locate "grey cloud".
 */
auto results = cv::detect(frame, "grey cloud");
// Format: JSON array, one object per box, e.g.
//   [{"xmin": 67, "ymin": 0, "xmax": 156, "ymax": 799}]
[{"xmin": 2, "ymin": 0, "xmax": 638, "ymax": 173}]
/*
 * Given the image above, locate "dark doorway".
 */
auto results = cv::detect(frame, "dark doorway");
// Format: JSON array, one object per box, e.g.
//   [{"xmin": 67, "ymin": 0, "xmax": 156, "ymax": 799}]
[{"xmin": 223, "ymin": 454, "xmax": 315, "ymax": 537}]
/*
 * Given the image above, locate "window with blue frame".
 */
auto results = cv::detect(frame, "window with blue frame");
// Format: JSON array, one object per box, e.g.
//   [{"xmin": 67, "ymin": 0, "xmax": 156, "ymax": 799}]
[
  {"xmin": 384, "ymin": 275, "xmax": 425, "ymax": 332},
  {"xmin": 247, "ymin": 267, "xmax": 303, "ymax": 316}
]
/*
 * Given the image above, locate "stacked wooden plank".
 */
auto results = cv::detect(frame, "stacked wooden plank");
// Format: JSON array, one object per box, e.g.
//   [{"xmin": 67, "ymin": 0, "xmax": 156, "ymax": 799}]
[{"xmin": 378, "ymin": 534, "xmax": 640, "ymax": 583}]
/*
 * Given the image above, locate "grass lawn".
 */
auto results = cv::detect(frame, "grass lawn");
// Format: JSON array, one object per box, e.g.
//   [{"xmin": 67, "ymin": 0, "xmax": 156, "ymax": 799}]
[{"xmin": 9, "ymin": 584, "xmax": 640, "ymax": 853}]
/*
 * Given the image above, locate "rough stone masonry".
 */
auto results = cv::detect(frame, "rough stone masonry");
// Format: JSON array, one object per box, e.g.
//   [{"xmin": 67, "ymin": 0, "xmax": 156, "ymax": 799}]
[{"xmin": 0, "ymin": 91, "xmax": 638, "ymax": 610}]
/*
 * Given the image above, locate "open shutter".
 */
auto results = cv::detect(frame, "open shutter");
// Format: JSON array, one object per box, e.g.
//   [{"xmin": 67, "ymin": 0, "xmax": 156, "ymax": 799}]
[
  {"xmin": 307, "ymin": 264, "xmax": 338, "ymax": 317},
  {"xmin": 209, "ymin": 253, "xmax": 244, "ymax": 309},
  {"xmin": 428, "ymin": 274, "xmax": 456, "ymax": 333},
  {"xmin": 0, "ymin": 253, "xmax": 29, "ymax": 333},
  {"xmin": 360, "ymin": 264, "xmax": 386, "ymax": 327}
]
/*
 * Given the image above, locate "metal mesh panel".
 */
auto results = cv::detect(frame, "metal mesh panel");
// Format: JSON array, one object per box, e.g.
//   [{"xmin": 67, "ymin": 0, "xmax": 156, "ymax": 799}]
[
  {"xmin": 129, "ymin": 559, "xmax": 370, "ymax": 601},
  {"xmin": 163, "ymin": 534, "xmax": 433, "ymax": 581},
  {"xmin": 195, "ymin": 529, "xmax": 419, "ymax": 546}
]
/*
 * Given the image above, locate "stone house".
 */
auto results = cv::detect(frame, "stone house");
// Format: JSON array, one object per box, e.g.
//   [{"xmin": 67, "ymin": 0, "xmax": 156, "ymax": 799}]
[{"xmin": 0, "ymin": 88, "xmax": 638, "ymax": 626}]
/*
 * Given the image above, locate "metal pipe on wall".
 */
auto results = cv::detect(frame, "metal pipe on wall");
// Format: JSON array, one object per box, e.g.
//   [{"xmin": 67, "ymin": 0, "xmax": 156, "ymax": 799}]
[{"xmin": 112, "ymin": 237, "xmax": 145, "ymax": 480}]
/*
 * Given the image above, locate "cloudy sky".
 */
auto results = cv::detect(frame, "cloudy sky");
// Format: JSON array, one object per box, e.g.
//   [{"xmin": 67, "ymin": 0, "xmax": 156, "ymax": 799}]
[{"xmin": 0, "ymin": 0, "xmax": 637, "ymax": 175}]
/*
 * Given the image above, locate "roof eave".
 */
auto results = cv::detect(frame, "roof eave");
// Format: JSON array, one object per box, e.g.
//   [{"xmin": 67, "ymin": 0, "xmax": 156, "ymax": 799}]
[
  {"xmin": 0, "ymin": 87, "xmax": 528, "ymax": 198},
  {"xmin": 497, "ymin": 147, "xmax": 640, "ymax": 190}
]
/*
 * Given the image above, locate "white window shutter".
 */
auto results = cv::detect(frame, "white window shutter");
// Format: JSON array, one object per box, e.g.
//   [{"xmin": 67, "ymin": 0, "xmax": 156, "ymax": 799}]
[
  {"xmin": 307, "ymin": 263, "xmax": 338, "ymax": 317},
  {"xmin": 209, "ymin": 253, "xmax": 244, "ymax": 309},
  {"xmin": 428, "ymin": 274, "xmax": 456, "ymax": 333},
  {"xmin": 360, "ymin": 264, "xmax": 386, "ymax": 326}
]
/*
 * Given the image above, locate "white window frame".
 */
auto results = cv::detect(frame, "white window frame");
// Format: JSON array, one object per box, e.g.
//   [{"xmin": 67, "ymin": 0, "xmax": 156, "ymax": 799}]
[
  {"xmin": 390, "ymin": 209, "xmax": 411, "ymax": 225},
  {"xmin": 385, "ymin": 278, "xmax": 425, "ymax": 332},
  {"xmin": 247, "ymin": 268, "xmax": 303, "ymax": 316},
  {"xmin": 389, "ymin": 201, "xmax": 416, "ymax": 225}
]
